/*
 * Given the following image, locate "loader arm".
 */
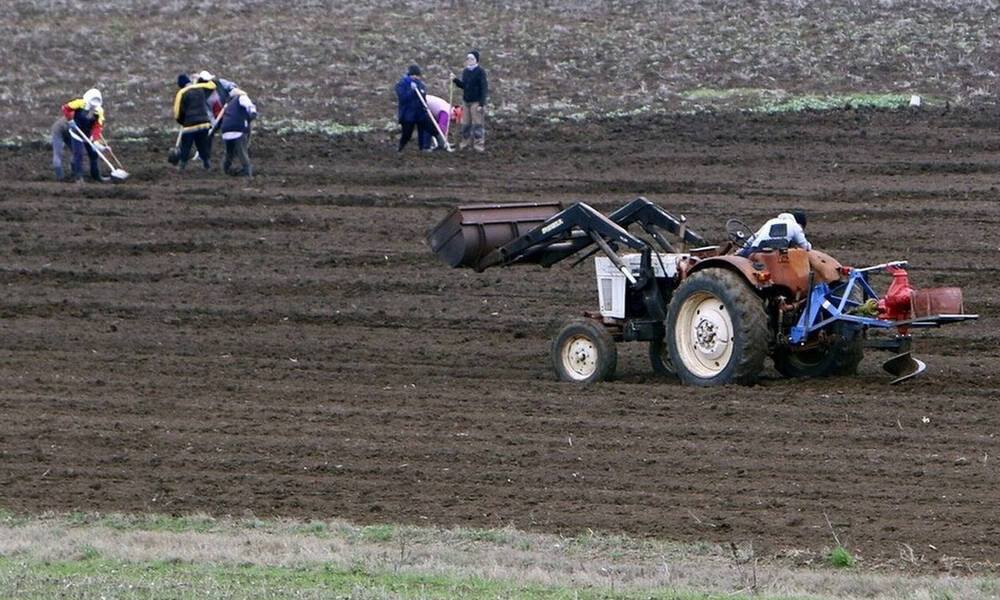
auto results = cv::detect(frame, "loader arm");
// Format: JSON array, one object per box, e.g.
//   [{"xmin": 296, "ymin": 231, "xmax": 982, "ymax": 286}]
[
  {"xmin": 477, "ymin": 203, "xmax": 650, "ymax": 281},
  {"xmin": 606, "ymin": 197, "xmax": 709, "ymax": 251},
  {"xmin": 427, "ymin": 199, "xmax": 708, "ymax": 274}
]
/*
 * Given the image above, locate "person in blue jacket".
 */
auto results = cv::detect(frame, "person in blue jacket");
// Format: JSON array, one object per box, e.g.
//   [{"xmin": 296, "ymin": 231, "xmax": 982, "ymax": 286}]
[
  {"xmin": 219, "ymin": 88, "xmax": 258, "ymax": 177},
  {"xmin": 395, "ymin": 65, "xmax": 434, "ymax": 152}
]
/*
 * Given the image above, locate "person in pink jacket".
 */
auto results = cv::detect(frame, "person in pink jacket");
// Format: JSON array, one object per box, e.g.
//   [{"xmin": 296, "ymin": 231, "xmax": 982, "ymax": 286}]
[{"xmin": 425, "ymin": 94, "xmax": 451, "ymax": 139}]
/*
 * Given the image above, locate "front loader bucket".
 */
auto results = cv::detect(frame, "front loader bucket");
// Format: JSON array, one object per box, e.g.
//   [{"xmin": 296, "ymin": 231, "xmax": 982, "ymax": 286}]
[
  {"xmin": 426, "ymin": 202, "xmax": 562, "ymax": 269},
  {"xmin": 883, "ymin": 352, "xmax": 926, "ymax": 384}
]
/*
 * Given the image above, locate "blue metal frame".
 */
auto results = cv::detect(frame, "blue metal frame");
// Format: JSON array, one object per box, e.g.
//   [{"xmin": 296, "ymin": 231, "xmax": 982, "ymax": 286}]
[{"xmin": 789, "ymin": 266, "xmax": 901, "ymax": 344}]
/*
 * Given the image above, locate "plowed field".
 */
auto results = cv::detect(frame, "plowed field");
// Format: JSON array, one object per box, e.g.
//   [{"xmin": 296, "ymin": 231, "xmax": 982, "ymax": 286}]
[{"xmin": 2, "ymin": 106, "xmax": 998, "ymax": 571}]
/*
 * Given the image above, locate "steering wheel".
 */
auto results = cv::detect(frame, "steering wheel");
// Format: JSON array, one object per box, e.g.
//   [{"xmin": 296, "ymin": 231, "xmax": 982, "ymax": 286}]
[{"xmin": 725, "ymin": 219, "xmax": 754, "ymax": 249}]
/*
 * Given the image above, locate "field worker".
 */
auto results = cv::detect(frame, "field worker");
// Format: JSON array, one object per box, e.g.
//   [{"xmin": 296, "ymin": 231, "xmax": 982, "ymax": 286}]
[
  {"xmin": 425, "ymin": 94, "xmax": 452, "ymax": 150},
  {"xmin": 219, "ymin": 88, "xmax": 258, "ymax": 177},
  {"xmin": 52, "ymin": 88, "xmax": 109, "ymax": 183},
  {"xmin": 173, "ymin": 73, "xmax": 216, "ymax": 170},
  {"xmin": 395, "ymin": 65, "xmax": 435, "ymax": 152},
  {"xmin": 451, "ymin": 49, "xmax": 488, "ymax": 152},
  {"xmin": 196, "ymin": 70, "xmax": 239, "ymax": 121},
  {"xmin": 738, "ymin": 211, "xmax": 811, "ymax": 257}
]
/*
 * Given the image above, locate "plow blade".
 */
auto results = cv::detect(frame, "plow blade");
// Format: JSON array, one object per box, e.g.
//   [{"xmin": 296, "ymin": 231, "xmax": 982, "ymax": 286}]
[{"xmin": 883, "ymin": 352, "xmax": 927, "ymax": 384}]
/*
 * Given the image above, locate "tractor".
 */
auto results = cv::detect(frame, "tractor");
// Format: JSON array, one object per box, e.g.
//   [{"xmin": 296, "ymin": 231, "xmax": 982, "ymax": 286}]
[{"xmin": 426, "ymin": 198, "xmax": 977, "ymax": 386}]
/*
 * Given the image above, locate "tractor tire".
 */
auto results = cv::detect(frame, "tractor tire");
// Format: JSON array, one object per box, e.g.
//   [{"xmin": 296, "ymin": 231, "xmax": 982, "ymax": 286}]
[
  {"xmin": 773, "ymin": 328, "xmax": 864, "ymax": 378},
  {"xmin": 648, "ymin": 338, "xmax": 676, "ymax": 378},
  {"xmin": 666, "ymin": 269, "xmax": 769, "ymax": 386},
  {"xmin": 551, "ymin": 317, "xmax": 617, "ymax": 384}
]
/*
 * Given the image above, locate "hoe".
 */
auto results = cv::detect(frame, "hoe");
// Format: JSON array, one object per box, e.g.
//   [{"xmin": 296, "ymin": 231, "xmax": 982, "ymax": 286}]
[{"xmin": 427, "ymin": 198, "xmax": 977, "ymax": 386}]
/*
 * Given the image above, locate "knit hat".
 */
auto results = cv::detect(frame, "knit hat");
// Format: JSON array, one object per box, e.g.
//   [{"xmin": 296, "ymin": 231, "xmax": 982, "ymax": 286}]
[
  {"xmin": 177, "ymin": 73, "xmax": 191, "ymax": 88},
  {"xmin": 792, "ymin": 211, "xmax": 807, "ymax": 227},
  {"xmin": 407, "ymin": 64, "xmax": 421, "ymax": 76},
  {"xmin": 469, "ymin": 50, "xmax": 480, "ymax": 62}
]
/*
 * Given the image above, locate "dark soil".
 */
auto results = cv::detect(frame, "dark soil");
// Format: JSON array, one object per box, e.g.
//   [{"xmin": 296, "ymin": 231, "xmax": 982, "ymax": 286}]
[{"xmin": 1, "ymin": 106, "xmax": 998, "ymax": 572}]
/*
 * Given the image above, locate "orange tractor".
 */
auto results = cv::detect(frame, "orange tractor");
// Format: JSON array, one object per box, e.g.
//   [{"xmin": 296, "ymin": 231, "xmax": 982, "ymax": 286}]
[{"xmin": 427, "ymin": 198, "xmax": 977, "ymax": 386}]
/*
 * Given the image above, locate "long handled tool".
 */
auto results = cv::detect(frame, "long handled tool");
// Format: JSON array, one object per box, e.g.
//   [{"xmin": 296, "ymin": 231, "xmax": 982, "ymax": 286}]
[
  {"xmin": 167, "ymin": 128, "xmax": 184, "ymax": 164},
  {"xmin": 413, "ymin": 83, "xmax": 453, "ymax": 152},
  {"xmin": 447, "ymin": 73, "xmax": 456, "ymax": 146},
  {"xmin": 68, "ymin": 124, "xmax": 129, "ymax": 180},
  {"xmin": 98, "ymin": 135, "xmax": 127, "ymax": 172}
]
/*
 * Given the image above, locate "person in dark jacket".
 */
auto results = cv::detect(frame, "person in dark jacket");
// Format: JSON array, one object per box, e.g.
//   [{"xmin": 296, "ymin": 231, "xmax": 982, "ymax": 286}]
[
  {"xmin": 395, "ymin": 65, "xmax": 436, "ymax": 152},
  {"xmin": 52, "ymin": 88, "xmax": 109, "ymax": 182},
  {"xmin": 172, "ymin": 73, "xmax": 216, "ymax": 170},
  {"xmin": 452, "ymin": 50, "xmax": 488, "ymax": 151},
  {"xmin": 219, "ymin": 88, "xmax": 258, "ymax": 177}
]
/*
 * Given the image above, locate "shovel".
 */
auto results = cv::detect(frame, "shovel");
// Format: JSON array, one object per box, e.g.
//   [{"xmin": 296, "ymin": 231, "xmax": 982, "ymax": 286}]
[
  {"xmin": 68, "ymin": 125, "xmax": 128, "ymax": 180},
  {"xmin": 413, "ymin": 83, "xmax": 453, "ymax": 152},
  {"xmin": 167, "ymin": 129, "xmax": 182, "ymax": 164},
  {"xmin": 98, "ymin": 135, "xmax": 128, "ymax": 172}
]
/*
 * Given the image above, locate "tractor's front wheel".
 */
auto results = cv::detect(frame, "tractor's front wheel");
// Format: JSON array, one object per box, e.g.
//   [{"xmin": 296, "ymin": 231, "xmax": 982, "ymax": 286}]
[
  {"xmin": 552, "ymin": 318, "xmax": 617, "ymax": 384},
  {"xmin": 666, "ymin": 269, "xmax": 769, "ymax": 386}
]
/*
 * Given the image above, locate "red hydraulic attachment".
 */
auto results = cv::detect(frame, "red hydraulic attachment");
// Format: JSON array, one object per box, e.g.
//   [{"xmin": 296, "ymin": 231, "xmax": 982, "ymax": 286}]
[{"xmin": 878, "ymin": 265, "xmax": 914, "ymax": 329}]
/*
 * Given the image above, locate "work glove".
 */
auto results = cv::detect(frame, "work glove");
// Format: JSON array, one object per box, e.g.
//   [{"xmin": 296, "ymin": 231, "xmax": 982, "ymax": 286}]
[
  {"xmin": 452, "ymin": 77, "xmax": 462, "ymax": 87},
  {"xmin": 410, "ymin": 82, "xmax": 418, "ymax": 91},
  {"xmin": 93, "ymin": 142, "xmax": 108, "ymax": 152}
]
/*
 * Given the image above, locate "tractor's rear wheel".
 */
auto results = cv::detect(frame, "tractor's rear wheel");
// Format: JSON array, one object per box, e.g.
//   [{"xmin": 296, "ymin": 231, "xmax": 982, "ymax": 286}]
[
  {"xmin": 648, "ymin": 338, "xmax": 676, "ymax": 378},
  {"xmin": 666, "ymin": 269, "xmax": 769, "ymax": 386},
  {"xmin": 552, "ymin": 317, "xmax": 617, "ymax": 384},
  {"xmin": 773, "ymin": 329, "xmax": 864, "ymax": 378}
]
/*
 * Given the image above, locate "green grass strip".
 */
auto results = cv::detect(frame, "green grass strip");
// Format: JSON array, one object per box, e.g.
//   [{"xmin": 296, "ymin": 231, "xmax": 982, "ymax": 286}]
[{"xmin": 0, "ymin": 556, "xmax": 782, "ymax": 600}]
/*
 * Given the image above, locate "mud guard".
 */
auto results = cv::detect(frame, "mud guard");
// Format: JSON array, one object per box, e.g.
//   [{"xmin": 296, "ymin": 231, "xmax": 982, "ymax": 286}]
[{"xmin": 685, "ymin": 255, "xmax": 767, "ymax": 290}]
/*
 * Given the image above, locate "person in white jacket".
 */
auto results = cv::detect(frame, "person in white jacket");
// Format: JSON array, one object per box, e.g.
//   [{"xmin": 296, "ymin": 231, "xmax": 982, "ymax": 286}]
[{"xmin": 738, "ymin": 211, "xmax": 811, "ymax": 257}]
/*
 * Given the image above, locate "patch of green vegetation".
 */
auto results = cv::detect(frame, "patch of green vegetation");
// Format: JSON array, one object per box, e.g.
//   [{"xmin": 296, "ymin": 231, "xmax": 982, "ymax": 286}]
[
  {"xmin": 448, "ymin": 526, "xmax": 515, "ymax": 546},
  {"xmin": 0, "ymin": 556, "xmax": 731, "ymax": 600},
  {"xmin": 271, "ymin": 118, "xmax": 391, "ymax": 136},
  {"xmin": 358, "ymin": 523, "xmax": 397, "ymax": 543},
  {"xmin": 757, "ymin": 93, "xmax": 913, "ymax": 113},
  {"xmin": 290, "ymin": 519, "xmax": 328, "ymax": 536},
  {"xmin": 0, "ymin": 508, "xmax": 20, "ymax": 525},
  {"xmin": 681, "ymin": 88, "xmax": 915, "ymax": 114},
  {"xmin": 827, "ymin": 546, "xmax": 855, "ymax": 568},
  {"xmin": 683, "ymin": 87, "xmax": 782, "ymax": 102},
  {"xmin": 63, "ymin": 512, "xmax": 222, "ymax": 534}
]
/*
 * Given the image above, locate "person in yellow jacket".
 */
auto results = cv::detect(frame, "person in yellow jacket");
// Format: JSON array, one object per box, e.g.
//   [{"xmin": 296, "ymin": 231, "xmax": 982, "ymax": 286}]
[
  {"xmin": 51, "ymin": 88, "xmax": 109, "ymax": 182},
  {"xmin": 172, "ymin": 73, "xmax": 216, "ymax": 170}
]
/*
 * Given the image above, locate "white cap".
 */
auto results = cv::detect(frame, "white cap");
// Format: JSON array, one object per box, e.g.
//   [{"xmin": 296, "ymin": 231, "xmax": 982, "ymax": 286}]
[
  {"xmin": 83, "ymin": 88, "xmax": 102, "ymax": 109},
  {"xmin": 197, "ymin": 70, "xmax": 214, "ymax": 81}
]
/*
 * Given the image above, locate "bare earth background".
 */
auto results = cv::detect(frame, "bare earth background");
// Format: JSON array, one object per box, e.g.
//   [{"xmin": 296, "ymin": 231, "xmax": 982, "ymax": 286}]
[{"xmin": 1, "ymin": 0, "xmax": 999, "ymax": 575}]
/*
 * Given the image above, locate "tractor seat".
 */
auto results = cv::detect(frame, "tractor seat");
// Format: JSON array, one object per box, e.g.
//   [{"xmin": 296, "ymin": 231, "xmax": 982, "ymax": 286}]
[{"xmin": 757, "ymin": 237, "xmax": 790, "ymax": 250}]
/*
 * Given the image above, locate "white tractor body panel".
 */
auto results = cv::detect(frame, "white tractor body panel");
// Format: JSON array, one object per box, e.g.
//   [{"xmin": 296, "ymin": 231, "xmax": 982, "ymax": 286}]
[{"xmin": 595, "ymin": 253, "xmax": 685, "ymax": 318}]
